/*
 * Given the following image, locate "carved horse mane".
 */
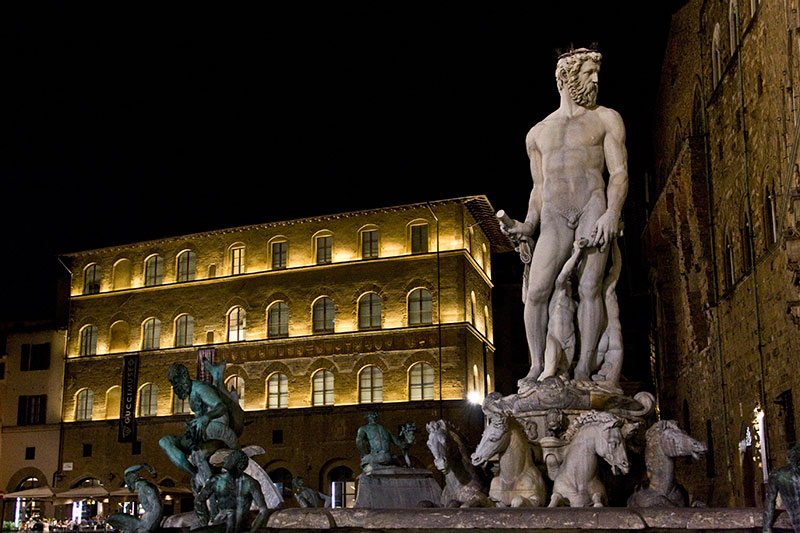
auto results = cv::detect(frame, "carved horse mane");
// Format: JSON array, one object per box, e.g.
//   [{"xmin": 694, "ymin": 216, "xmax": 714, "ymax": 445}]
[
  {"xmin": 627, "ymin": 419, "xmax": 707, "ymax": 508},
  {"xmin": 426, "ymin": 420, "xmax": 490, "ymax": 507},
  {"xmin": 562, "ymin": 411, "xmax": 620, "ymax": 442}
]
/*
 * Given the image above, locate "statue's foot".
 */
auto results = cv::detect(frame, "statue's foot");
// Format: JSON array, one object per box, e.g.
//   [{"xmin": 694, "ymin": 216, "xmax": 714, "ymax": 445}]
[
  {"xmin": 518, "ymin": 368, "xmax": 543, "ymax": 391},
  {"xmin": 573, "ymin": 366, "xmax": 590, "ymax": 381}
]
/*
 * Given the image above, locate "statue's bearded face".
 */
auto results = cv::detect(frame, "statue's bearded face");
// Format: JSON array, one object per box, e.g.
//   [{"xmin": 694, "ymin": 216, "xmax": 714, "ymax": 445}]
[
  {"xmin": 566, "ymin": 59, "xmax": 599, "ymax": 108},
  {"xmin": 171, "ymin": 375, "xmax": 191, "ymax": 400}
]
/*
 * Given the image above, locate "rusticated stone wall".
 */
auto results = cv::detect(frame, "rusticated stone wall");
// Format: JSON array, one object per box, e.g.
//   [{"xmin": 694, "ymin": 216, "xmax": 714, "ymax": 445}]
[{"xmin": 645, "ymin": 0, "xmax": 800, "ymax": 507}]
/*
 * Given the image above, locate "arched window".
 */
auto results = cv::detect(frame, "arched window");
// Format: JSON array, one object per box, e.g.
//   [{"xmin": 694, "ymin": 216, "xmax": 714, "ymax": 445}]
[
  {"xmin": 176, "ymin": 250, "xmax": 196, "ymax": 282},
  {"xmin": 76, "ymin": 389, "xmax": 94, "ymax": 421},
  {"xmin": 673, "ymin": 124, "xmax": 684, "ymax": 166},
  {"xmin": 175, "ymin": 315, "xmax": 194, "ymax": 347},
  {"xmin": 312, "ymin": 369, "xmax": 334, "ymax": 406},
  {"xmin": 741, "ymin": 212, "xmax": 753, "ymax": 274},
  {"xmin": 142, "ymin": 318, "xmax": 161, "ymax": 350},
  {"xmin": 712, "ymin": 24, "xmax": 723, "ymax": 86},
  {"xmin": 144, "ymin": 255, "xmax": 164, "ymax": 287},
  {"xmin": 230, "ymin": 245, "xmax": 245, "ymax": 275},
  {"xmin": 227, "ymin": 306, "xmax": 246, "ymax": 342},
  {"xmin": 360, "ymin": 227, "xmax": 379, "ymax": 259},
  {"xmin": 359, "ymin": 366, "xmax": 383, "ymax": 404},
  {"xmin": 268, "ymin": 302, "xmax": 289, "ymax": 338},
  {"xmin": 409, "ymin": 222, "xmax": 429, "ymax": 254},
  {"xmin": 327, "ymin": 466, "xmax": 356, "ymax": 508},
  {"xmin": 83, "ymin": 263, "xmax": 101, "ymax": 294},
  {"xmin": 729, "ymin": 0, "xmax": 740, "ymax": 51},
  {"xmin": 483, "ymin": 306, "xmax": 490, "ymax": 337},
  {"xmin": 313, "ymin": 297, "xmax": 335, "ymax": 333},
  {"xmin": 109, "ymin": 321, "xmax": 130, "ymax": 353},
  {"xmin": 470, "ymin": 291, "xmax": 477, "ymax": 327},
  {"xmin": 692, "ymin": 85, "xmax": 705, "ymax": 136},
  {"xmin": 267, "ymin": 372, "xmax": 288, "ymax": 409},
  {"xmin": 172, "ymin": 388, "xmax": 190, "ymax": 415},
  {"xmin": 226, "ymin": 375, "xmax": 245, "ymax": 408},
  {"xmin": 358, "ymin": 293, "xmax": 382, "ymax": 330},
  {"xmin": 724, "ymin": 233, "xmax": 736, "ymax": 290},
  {"xmin": 113, "ymin": 258, "xmax": 132, "ymax": 290},
  {"xmin": 105, "ymin": 386, "xmax": 120, "ymax": 420},
  {"xmin": 408, "ymin": 288, "xmax": 433, "ymax": 325},
  {"xmin": 408, "ymin": 362, "xmax": 434, "ymax": 401},
  {"xmin": 138, "ymin": 383, "xmax": 158, "ymax": 417},
  {"xmin": 765, "ymin": 184, "xmax": 778, "ymax": 247},
  {"xmin": 315, "ymin": 233, "xmax": 333, "ymax": 265},
  {"xmin": 270, "ymin": 238, "xmax": 288, "ymax": 270},
  {"xmin": 80, "ymin": 325, "xmax": 98, "ymax": 356}
]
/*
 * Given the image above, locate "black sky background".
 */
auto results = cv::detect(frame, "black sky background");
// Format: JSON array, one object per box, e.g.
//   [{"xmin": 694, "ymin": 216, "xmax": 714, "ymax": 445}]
[{"xmin": 0, "ymin": 3, "xmax": 679, "ymax": 324}]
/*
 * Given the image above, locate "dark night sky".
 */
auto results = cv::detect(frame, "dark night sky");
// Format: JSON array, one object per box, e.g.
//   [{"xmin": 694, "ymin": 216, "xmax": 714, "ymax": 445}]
[{"xmin": 0, "ymin": 3, "xmax": 679, "ymax": 323}]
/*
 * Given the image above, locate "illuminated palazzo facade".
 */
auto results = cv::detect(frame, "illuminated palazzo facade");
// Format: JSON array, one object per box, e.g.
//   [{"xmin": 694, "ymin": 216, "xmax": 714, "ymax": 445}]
[{"xmin": 53, "ymin": 196, "xmax": 505, "ymax": 509}]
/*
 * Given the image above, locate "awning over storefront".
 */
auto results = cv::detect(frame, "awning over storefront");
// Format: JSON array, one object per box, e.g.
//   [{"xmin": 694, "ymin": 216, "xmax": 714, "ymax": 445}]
[
  {"xmin": 55, "ymin": 486, "xmax": 109, "ymax": 499},
  {"xmin": 3, "ymin": 487, "xmax": 55, "ymax": 500}
]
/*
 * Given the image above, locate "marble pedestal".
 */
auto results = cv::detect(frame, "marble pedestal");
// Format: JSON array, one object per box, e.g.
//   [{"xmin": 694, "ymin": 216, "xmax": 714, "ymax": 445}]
[{"xmin": 353, "ymin": 467, "xmax": 441, "ymax": 509}]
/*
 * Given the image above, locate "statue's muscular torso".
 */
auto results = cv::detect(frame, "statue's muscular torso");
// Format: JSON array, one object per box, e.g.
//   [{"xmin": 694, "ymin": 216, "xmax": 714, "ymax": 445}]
[{"xmin": 527, "ymin": 106, "xmax": 617, "ymax": 227}]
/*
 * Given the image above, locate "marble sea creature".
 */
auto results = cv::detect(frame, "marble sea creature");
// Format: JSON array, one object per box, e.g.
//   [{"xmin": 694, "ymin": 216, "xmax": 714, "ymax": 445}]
[
  {"xmin": 627, "ymin": 420, "xmax": 707, "ymax": 508},
  {"xmin": 426, "ymin": 420, "xmax": 492, "ymax": 507}
]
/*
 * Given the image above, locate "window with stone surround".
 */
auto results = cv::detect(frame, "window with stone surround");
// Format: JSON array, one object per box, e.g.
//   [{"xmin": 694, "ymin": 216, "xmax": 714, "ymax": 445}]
[
  {"xmin": 80, "ymin": 325, "xmax": 98, "ymax": 356},
  {"xmin": 227, "ymin": 306, "xmax": 246, "ymax": 342},
  {"xmin": 226, "ymin": 375, "xmax": 245, "ymax": 408},
  {"xmin": 315, "ymin": 234, "xmax": 333, "ymax": 264},
  {"xmin": 313, "ymin": 297, "xmax": 335, "ymax": 333},
  {"xmin": 105, "ymin": 386, "xmax": 120, "ymax": 419},
  {"xmin": 230, "ymin": 245, "xmax": 245, "ymax": 275},
  {"xmin": 361, "ymin": 228, "xmax": 379, "ymax": 259},
  {"xmin": 175, "ymin": 315, "xmax": 194, "ymax": 347},
  {"xmin": 142, "ymin": 318, "xmax": 161, "ymax": 350},
  {"xmin": 144, "ymin": 255, "xmax": 164, "ymax": 286},
  {"xmin": 358, "ymin": 293, "xmax": 381, "ymax": 330},
  {"xmin": 113, "ymin": 258, "xmax": 132, "ymax": 290},
  {"xmin": 176, "ymin": 250, "xmax": 196, "ymax": 282},
  {"xmin": 712, "ymin": 24, "xmax": 722, "ymax": 87},
  {"xmin": 172, "ymin": 388, "xmax": 190, "ymax": 415},
  {"xmin": 312, "ymin": 369, "xmax": 334, "ymax": 406},
  {"xmin": 764, "ymin": 184, "xmax": 778, "ymax": 248},
  {"xmin": 408, "ymin": 362, "xmax": 434, "ymax": 401},
  {"xmin": 408, "ymin": 288, "xmax": 433, "ymax": 325},
  {"xmin": 267, "ymin": 372, "xmax": 288, "ymax": 409},
  {"xmin": 138, "ymin": 383, "xmax": 158, "ymax": 417},
  {"xmin": 75, "ymin": 389, "xmax": 93, "ymax": 421},
  {"xmin": 268, "ymin": 302, "xmax": 289, "ymax": 338},
  {"xmin": 724, "ymin": 233, "xmax": 735, "ymax": 291},
  {"xmin": 358, "ymin": 366, "xmax": 383, "ymax": 404},
  {"xmin": 271, "ymin": 239, "xmax": 288, "ymax": 270},
  {"xmin": 740, "ymin": 212, "xmax": 753, "ymax": 274},
  {"xmin": 83, "ymin": 263, "xmax": 101, "ymax": 294},
  {"xmin": 729, "ymin": 0, "xmax": 739, "ymax": 51},
  {"xmin": 410, "ymin": 223, "xmax": 429, "ymax": 254},
  {"xmin": 18, "ymin": 394, "xmax": 47, "ymax": 425}
]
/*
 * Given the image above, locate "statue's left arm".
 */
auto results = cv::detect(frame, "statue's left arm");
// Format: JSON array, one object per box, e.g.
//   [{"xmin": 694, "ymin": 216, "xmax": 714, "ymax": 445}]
[{"xmin": 592, "ymin": 108, "xmax": 628, "ymax": 251}]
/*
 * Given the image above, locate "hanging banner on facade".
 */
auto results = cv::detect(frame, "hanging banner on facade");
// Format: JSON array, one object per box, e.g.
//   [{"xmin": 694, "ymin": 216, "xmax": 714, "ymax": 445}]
[
  {"xmin": 197, "ymin": 348, "xmax": 215, "ymax": 383},
  {"xmin": 118, "ymin": 354, "xmax": 139, "ymax": 443}
]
